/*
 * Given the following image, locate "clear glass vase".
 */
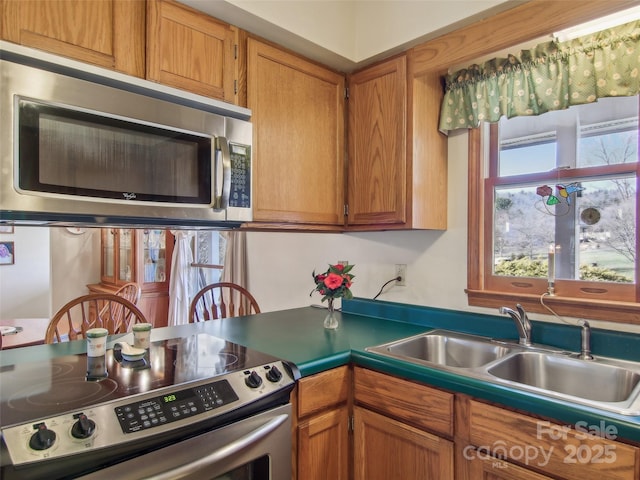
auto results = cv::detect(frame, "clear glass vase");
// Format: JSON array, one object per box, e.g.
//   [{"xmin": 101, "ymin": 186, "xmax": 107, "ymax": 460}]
[{"xmin": 323, "ymin": 299, "xmax": 339, "ymax": 330}]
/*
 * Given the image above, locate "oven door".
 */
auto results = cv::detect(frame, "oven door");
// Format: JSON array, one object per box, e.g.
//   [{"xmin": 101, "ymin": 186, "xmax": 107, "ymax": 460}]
[{"xmin": 77, "ymin": 403, "xmax": 292, "ymax": 480}]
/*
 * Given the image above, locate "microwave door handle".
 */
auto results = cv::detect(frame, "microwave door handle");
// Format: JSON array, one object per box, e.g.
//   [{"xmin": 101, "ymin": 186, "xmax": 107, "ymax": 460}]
[
  {"xmin": 142, "ymin": 413, "xmax": 289, "ymax": 480},
  {"xmin": 213, "ymin": 136, "xmax": 231, "ymax": 211}
]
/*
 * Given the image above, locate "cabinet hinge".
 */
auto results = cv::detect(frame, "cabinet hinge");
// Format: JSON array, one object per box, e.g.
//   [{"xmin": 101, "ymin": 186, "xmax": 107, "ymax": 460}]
[
  {"xmin": 343, "ymin": 204, "xmax": 349, "ymax": 217},
  {"xmin": 348, "ymin": 415, "xmax": 355, "ymax": 432},
  {"xmin": 345, "ymin": 87, "xmax": 349, "ymax": 100},
  {"xmin": 234, "ymin": 80, "xmax": 238, "ymax": 95},
  {"xmin": 234, "ymin": 44, "xmax": 239, "ymax": 60}
]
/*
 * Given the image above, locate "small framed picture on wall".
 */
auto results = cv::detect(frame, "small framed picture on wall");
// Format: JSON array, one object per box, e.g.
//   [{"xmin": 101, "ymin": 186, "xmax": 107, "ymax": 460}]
[
  {"xmin": 0, "ymin": 241, "xmax": 14, "ymax": 265},
  {"xmin": 0, "ymin": 225, "xmax": 14, "ymax": 234}
]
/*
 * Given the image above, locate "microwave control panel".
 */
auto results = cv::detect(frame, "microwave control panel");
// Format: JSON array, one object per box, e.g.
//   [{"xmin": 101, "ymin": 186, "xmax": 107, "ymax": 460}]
[{"xmin": 229, "ymin": 143, "xmax": 251, "ymax": 209}]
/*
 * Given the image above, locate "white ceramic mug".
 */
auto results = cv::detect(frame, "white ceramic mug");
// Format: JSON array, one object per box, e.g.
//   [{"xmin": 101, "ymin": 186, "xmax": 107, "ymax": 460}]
[
  {"xmin": 86, "ymin": 327, "xmax": 109, "ymax": 380},
  {"xmin": 133, "ymin": 323, "xmax": 152, "ymax": 349},
  {"xmin": 86, "ymin": 328, "xmax": 108, "ymax": 357}
]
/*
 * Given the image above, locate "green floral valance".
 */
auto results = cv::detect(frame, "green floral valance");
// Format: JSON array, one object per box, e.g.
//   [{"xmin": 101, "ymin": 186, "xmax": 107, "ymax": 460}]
[{"xmin": 439, "ymin": 20, "xmax": 640, "ymax": 132}]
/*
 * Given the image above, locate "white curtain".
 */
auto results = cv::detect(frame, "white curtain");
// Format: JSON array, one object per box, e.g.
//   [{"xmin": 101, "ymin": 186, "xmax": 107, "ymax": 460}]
[
  {"xmin": 221, "ymin": 230, "xmax": 250, "ymax": 311},
  {"xmin": 168, "ymin": 231, "xmax": 196, "ymax": 326}
]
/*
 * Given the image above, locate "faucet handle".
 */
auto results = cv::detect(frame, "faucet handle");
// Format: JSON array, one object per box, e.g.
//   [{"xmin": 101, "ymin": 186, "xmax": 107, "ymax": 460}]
[{"xmin": 515, "ymin": 304, "xmax": 528, "ymax": 322}]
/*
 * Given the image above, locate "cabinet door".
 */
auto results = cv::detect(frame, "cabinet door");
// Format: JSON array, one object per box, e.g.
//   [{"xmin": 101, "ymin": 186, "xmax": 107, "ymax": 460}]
[
  {"xmin": 353, "ymin": 406, "xmax": 453, "ymax": 480},
  {"xmin": 348, "ymin": 56, "xmax": 407, "ymax": 226},
  {"xmin": 101, "ymin": 229, "xmax": 116, "ymax": 284},
  {"xmin": 1, "ymin": 0, "xmax": 145, "ymax": 77},
  {"xmin": 147, "ymin": 0, "xmax": 236, "ymax": 102},
  {"xmin": 117, "ymin": 229, "xmax": 135, "ymax": 283},
  {"xmin": 466, "ymin": 456, "xmax": 554, "ymax": 480},
  {"xmin": 247, "ymin": 39, "xmax": 346, "ymax": 226},
  {"xmin": 468, "ymin": 400, "xmax": 639, "ymax": 480},
  {"xmin": 298, "ymin": 407, "xmax": 349, "ymax": 480},
  {"xmin": 140, "ymin": 229, "xmax": 169, "ymax": 285},
  {"xmin": 100, "ymin": 228, "xmax": 135, "ymax": 285},
  {"xmin": 97, "ymin": 228, "xmax": 172, "ymax": 326}
]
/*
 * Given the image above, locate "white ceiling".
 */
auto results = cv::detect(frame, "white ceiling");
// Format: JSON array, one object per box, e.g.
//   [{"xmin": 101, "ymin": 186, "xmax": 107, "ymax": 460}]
[{"xmin": 178, "ymin": 0, "xmax": 518, "ymax": 71}]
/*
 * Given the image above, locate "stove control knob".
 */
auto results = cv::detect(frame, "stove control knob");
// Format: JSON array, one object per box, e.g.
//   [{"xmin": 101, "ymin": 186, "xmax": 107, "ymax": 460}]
[
  {"xmin": 71, "ymin": 414, "xmax": 96, "ymax": 439},
  {"xmin": 245, "ymin": 370, "xmax": 263, "ymax": 388},
  {"xmin": 266, "ymin": 365, "xmax": 282, "ymax": 382},
  {"xmin": 29, "ymin": 423, "xmax": 56, "ymax": 451}
]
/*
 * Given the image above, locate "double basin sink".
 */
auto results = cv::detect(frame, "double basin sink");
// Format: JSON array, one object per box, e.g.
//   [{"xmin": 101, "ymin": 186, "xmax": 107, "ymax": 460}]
[{"xmin": 366, "ymin": 330, "xmax": 640, "ymax": 415}]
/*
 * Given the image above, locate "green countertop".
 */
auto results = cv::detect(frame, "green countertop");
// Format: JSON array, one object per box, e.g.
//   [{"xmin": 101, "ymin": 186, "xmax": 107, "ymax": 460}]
[{"xmin": 2, "ymin": 299, "xmax": 640, "ymax": 443}]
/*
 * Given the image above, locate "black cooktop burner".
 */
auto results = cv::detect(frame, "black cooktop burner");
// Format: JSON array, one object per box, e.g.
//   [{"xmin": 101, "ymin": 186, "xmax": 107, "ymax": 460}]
[
  {"xmin": 0, "ymin": 333, "xmax": 278, "ymax": 427},
  {"xmin": 8, "ymin": 378, "xmax": 119, "ymax": 411}
]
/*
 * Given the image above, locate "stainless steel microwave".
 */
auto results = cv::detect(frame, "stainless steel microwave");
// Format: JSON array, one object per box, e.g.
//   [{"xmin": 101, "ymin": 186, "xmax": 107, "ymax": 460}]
[{"xmin": 0, "ymin": 43, "xmax": 252, "ymax": 228}]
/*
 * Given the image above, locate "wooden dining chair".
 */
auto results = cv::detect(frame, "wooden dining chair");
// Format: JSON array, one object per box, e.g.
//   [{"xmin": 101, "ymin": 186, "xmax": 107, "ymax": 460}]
[
  {"xmin": 113, "ymin": 282, "xmax": 142, "ymax": 304},
  {"xmin": 189, "ymin": 282, "xmax": 261, "ymax": 323},
  {"xmin": 94, "ymin": 282, "xmax": 142, "ymax": 327},
  {"xmin": 45, "ymin": 293, "xmax": 148, "ymax": 344}
]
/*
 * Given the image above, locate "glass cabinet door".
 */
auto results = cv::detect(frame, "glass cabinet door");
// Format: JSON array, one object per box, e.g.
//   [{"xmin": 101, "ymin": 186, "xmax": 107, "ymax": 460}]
[
  {"xmin": 117, "ymin": 229, "xmax": 134, "ymax": 282},
  {"xmin": 102, "ymin": 229, "xmax": 115, "ymax": 282},
  {"xmin": 100, "ymin": 228, "xmax": 171, "ymax": 289},
  {"xmin": 142, "ymin": 229, "xmax": 167, "ymax": 284}
]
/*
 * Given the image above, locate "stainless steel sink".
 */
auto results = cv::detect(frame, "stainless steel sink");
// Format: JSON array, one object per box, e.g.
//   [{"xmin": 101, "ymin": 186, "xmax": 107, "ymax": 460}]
[
  {"xmin": 488, "ymin": 352, "xmax": 640, "ymax": 403},
  {"xmin": 366, "ymin": 329, "xmax": 640, "ymax": 415},
  {"xmin": 367, "ymin": 330, "xmax": 513, "ymax": 368}
]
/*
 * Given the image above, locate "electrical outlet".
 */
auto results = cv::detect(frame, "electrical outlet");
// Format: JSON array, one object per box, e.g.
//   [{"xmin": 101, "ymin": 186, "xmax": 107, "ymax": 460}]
[{"xmin": 395, "ymin": 264, "xmax": 406, "ymax": 286}]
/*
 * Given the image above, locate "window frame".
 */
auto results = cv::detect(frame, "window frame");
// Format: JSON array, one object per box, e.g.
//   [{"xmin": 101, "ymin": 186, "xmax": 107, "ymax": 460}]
[
  {"xmin": 190, "ymin": 231, "xmax": 225, "ymax": 287},
  {"xmin": 402, "ymin": 0, "xmax": 640, "ymax": 325},
  {"xmin": 467, "ymin": 122, "xmax": 640, "ymax": 325}
]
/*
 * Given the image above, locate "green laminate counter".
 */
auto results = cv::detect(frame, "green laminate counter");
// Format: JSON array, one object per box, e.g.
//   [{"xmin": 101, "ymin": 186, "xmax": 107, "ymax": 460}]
[{"xmin": 2, "ymin": 300, "xmax": 640, "ymax": 444}]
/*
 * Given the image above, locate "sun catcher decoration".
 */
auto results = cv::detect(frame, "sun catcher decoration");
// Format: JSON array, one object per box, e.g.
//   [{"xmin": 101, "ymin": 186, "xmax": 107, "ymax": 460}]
[{"xmin": 536, "ymin": 182, "xmax": 585, "ymax": 215}]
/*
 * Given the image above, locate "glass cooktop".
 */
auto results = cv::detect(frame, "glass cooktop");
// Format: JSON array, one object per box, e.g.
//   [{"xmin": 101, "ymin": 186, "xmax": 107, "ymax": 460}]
[{"xmin": 0, "ymin": 333, "xmax": 283, "ymax": 427}]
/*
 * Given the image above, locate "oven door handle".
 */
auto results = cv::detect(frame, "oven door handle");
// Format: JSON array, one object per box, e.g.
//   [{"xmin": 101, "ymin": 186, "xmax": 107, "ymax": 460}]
[{"xmin": 143, "ymin": 413, "xmax": 289, "ymax": 480}]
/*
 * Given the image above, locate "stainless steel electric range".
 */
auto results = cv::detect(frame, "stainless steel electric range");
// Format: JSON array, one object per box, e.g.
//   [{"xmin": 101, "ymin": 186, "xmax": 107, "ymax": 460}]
[{"xmin": 0, "ymin": 333, "xmax": 299, "ymax": 480}]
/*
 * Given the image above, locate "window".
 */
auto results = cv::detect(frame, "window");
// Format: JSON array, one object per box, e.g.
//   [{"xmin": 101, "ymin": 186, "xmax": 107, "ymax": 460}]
[
  {"xmin": 468, "ymin": 96, "xmax": 640, "ymax": 323},
  {"xmin": 191, "ymin": 231, "xmax": 226, "ymax": 289}
]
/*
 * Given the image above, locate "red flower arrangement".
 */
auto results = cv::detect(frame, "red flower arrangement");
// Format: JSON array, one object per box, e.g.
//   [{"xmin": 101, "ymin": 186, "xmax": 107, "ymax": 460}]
[{"xmin": 311, "ymin": 263, "xmax": 355, "ymax": 303}]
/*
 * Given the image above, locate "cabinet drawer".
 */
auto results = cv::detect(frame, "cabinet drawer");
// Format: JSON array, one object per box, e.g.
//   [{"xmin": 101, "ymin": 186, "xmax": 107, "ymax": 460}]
[
  {"xmin": 354, "ymin": 367, "xmax": 453, "ymax": 437},
  {"xmin": 468, "ymin": 400, "xmax": 640, "ymax": 480},
  {"xmin": 297, "ymin": 366, "xmax": 350, "ymax": 418}
]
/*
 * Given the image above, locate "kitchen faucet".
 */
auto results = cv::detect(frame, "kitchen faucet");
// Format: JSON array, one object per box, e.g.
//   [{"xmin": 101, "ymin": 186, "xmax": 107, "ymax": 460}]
[{"xmin": 499, "ymin": 304, "xmax": 532, "ymax": 346}]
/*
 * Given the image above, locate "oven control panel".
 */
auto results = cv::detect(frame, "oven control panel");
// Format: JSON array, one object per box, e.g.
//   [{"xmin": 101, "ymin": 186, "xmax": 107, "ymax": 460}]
[
  {"xmin": 1, "ymin": 361, "xmax": 296, "ymax": 467},
  {"xmin": 115, "ymin": 379, "xmax": 239, "ymax": 433}
]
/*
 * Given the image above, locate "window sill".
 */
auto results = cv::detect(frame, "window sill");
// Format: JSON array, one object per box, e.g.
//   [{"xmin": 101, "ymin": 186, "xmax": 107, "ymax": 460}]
[{"xmin": 466, "ymin": 289, "xmax": 640, "ymax": 326}]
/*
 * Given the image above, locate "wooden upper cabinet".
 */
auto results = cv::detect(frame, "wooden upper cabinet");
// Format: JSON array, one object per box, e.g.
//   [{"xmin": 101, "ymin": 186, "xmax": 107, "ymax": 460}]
[
  {"xmin": 0, "ymin": 0, "xmax": 145, "ymax": 77},
  {"xmin": 348, "ymin": 55, "xmax": 407, "ymax": 227},
  {"xmin": 247, "ymin": 38, "xmax": 346, "ymax": 226},
  {"xmin": 347, "ymin": 53, "xmax": 447, "ymax": 230},
  {"xmin": 146, "ymin": 0, "xmax": 236, "ymax": 103}
]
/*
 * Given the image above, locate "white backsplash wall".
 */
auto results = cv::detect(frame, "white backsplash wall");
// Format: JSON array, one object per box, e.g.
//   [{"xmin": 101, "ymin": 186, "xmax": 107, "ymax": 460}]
[
  {"xmin": 247, "ymin": 129, "xmax": 470, "ymax": 314},
  {"xmin": 247, "ymin": 130, "xmax": 640, "ymax": 335},
  {"xmin": 0, "ymin": 227, "xmax": 101, "ymax": 320},
  {"xmin": 50, "ymin": 228, "xmax": 101, "ymax": 316},
  {"xmin": 0, "ymin": 226, "xmax": 51, "ymax": 318}
]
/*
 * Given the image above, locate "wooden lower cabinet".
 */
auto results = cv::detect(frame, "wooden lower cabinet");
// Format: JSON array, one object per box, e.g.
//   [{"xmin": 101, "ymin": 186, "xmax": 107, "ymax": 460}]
[
  {"xmin": 460, "ymin": 398, "xmax": 640, "ymax": 480},
  {"xmin": 353, "ymin": 406, "xmax": 453, "ymax": 479},
  {"xmin": 295, "ymin": 367, "xmax": 640, "ymax": 480},
  {"xmin": 353, "ymin": 367, "xmax": 454, "ymax": 480},
  {"xmin": 294, "ymin": 366, "xmax": 350, "ymax": 480},
  {"xmin": 298, "ymin": 406, "xmax": 350, "ymax": 480},
  {"xmin": 466, "ymin": 457, "xmax": 554, "ymax": 480}
]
